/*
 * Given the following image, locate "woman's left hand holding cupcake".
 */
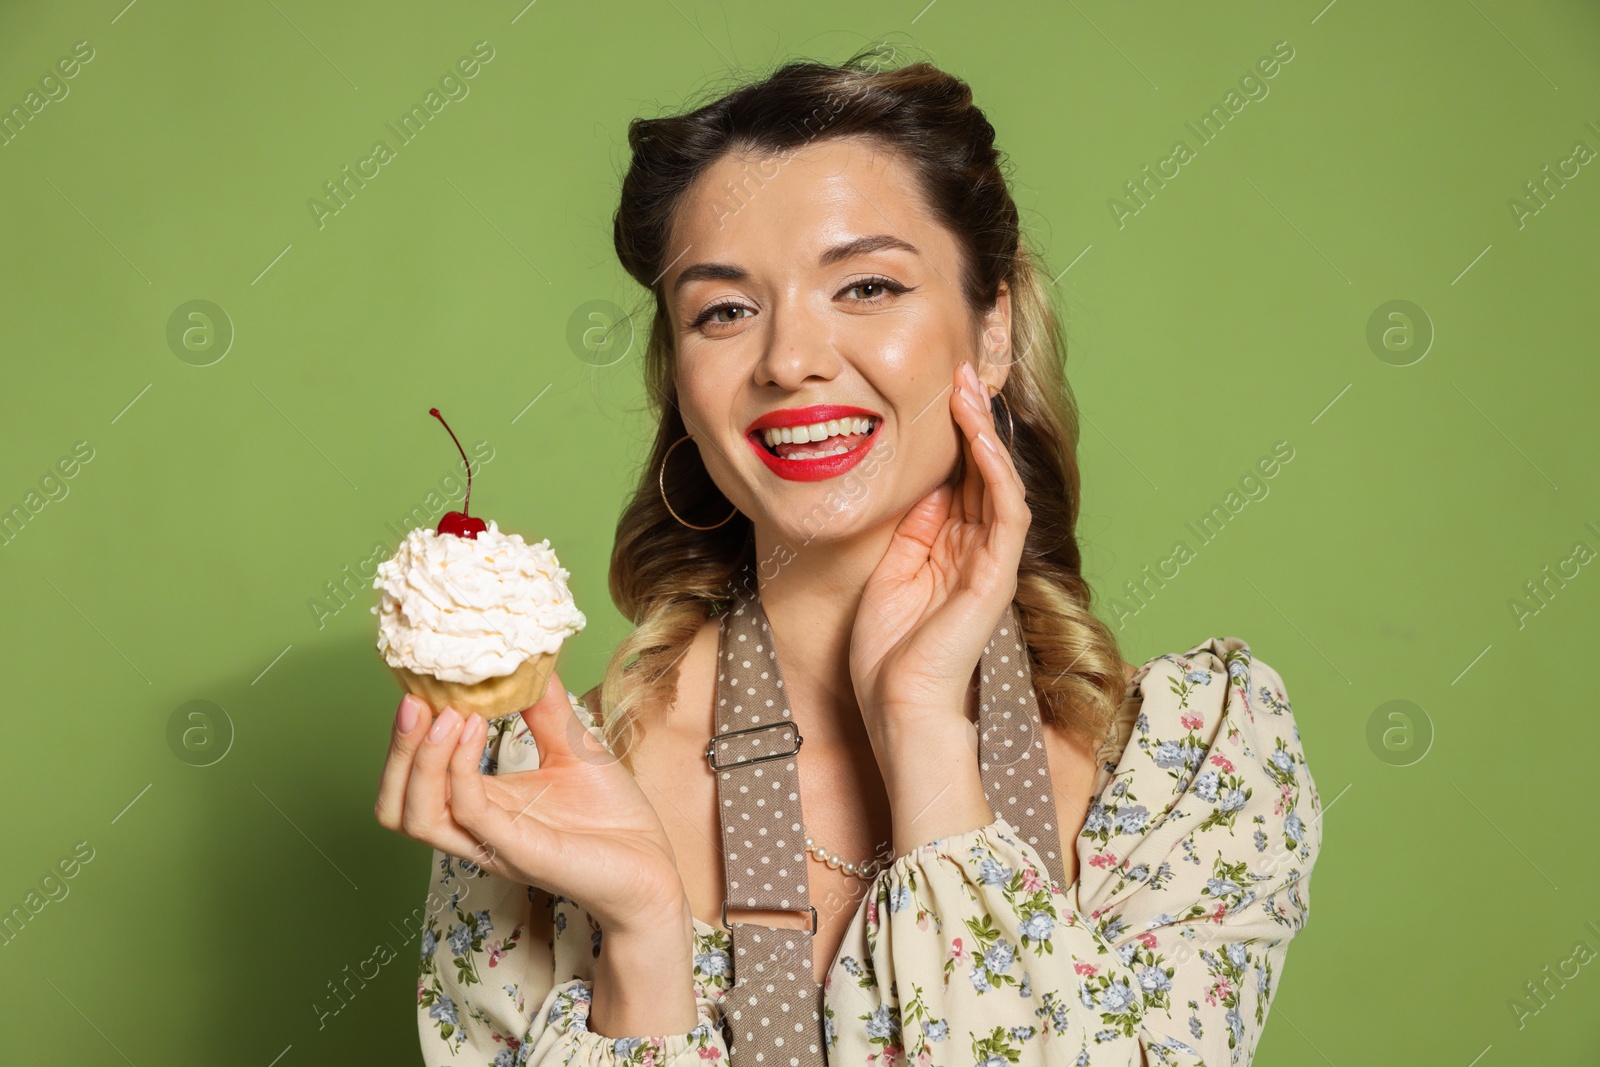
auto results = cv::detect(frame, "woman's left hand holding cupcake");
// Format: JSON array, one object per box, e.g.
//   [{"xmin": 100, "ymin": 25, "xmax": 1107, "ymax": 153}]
[{"xmin": 850, "ymin": 358, "xmax": 1030, "ymax": 850}]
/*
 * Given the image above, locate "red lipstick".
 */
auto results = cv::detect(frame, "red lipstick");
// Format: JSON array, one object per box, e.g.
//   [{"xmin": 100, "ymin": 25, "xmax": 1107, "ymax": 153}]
[{"xmin": 744, "ymin": 404, "xmax": 882, "ymax": 483}]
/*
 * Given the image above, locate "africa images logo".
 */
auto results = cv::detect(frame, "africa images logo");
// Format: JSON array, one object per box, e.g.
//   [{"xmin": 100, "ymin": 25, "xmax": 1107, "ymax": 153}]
[{"xmin": 306, "ymin": 41, "xmax": 496, "ymax": 229}]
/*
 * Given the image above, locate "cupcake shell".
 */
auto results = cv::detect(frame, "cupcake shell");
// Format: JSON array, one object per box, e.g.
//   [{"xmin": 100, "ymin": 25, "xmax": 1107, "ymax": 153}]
[{"xmin": 387, "ymin": 650, "xmax": 560, "ymax": 721}]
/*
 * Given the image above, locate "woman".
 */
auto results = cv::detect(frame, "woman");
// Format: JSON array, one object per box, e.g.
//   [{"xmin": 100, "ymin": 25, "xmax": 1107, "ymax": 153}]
[{"xmin": 376, "ymin": 49, "xmax": 1321, "ymax": 1066}]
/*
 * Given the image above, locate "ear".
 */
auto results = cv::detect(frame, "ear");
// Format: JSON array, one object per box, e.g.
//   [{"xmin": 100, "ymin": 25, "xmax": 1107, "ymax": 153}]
[{"xmin": 976, "ymin": 281, "xmax": 1013, "ymax": 396}]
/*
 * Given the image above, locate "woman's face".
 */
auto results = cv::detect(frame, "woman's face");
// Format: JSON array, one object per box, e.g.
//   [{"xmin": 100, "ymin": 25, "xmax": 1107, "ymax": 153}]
[{"xmin": 661, "ymin": 134, "xmax": 1010, "ymax": 547}]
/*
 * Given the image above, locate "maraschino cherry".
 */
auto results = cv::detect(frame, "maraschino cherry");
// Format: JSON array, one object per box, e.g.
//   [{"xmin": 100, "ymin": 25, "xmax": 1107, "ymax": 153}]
[{"xmin": 429, "ymin": 407, "xmax": 488, "ymax": 539}]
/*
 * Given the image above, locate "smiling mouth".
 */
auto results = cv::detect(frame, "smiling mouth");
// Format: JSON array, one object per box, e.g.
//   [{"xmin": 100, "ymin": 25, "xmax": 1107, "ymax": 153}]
[{"xmin": 752, "ymin": 416, "xmax": 878, "ymax": 460}]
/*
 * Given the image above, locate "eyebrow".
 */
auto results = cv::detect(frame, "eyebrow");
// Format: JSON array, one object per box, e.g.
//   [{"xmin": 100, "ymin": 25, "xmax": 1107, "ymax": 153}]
[{"xmin": 670, "ymin": 233, "xmax": 920, "ymax": 293}]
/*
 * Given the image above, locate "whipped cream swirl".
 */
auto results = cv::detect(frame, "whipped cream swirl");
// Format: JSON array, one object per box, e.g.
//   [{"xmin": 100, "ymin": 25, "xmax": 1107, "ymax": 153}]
[{"xmin": 372, "ymin": 520, "xmax": 586, "ymax": 684}]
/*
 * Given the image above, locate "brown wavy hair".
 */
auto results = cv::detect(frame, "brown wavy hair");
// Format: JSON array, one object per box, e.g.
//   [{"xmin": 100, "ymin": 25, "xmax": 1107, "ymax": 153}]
[{"xmin": 591, "ymin": 44, "xmax": 1126, "ymax": 770}]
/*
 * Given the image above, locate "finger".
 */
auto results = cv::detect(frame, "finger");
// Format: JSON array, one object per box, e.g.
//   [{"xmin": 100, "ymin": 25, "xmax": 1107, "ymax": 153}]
[
  {"xmin": 951, "ymin": 363, "xmax": 998, "ymax": 524},
  {"xmin": 518, "ymin": 667, "xmax": 589, "ymax": 768},
  {"xmin": 447, "ymin": 713, "xmax": 531, "ymax": 871},
  {"xmin": 946, "ymin": 364, "xmax": 978, "ymax": 524},
  {"xmin": 956, "ymin": 362, "xmax": 993, "ymax": 524},
  {"xmin": 889, "ymin": 476, "xmax": 947, "ymax": 556},
  {"xmin": 402, "ymin": 703, "xmax": 468, "ymax": 840},
  {"xmin": 381, "ymin": 704, "xmax": 506, "ymax": 865},
  {"xmin": 967, "ymin": 407, "xmax": 1031, "ymax": 556},
  {"xmin": 875, "ymin": 480, "xmax": 952, "ymax": 583},
  {"xmin": 952, "ymin": 361, "xmax": 1028, "ymax": 542},
  {"xmin": 376, "ymin": 694, "xmax": 432, "ymax": 829},
  {"xmin": 959, "ymin": 411, "xmax": 982, "ymax": 527}
]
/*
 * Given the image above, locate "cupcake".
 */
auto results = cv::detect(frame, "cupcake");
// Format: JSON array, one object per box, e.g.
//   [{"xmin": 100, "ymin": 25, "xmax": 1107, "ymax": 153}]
[{"xmin": 371, "ymin": 409, "xmax": 586, "ymax": 720}]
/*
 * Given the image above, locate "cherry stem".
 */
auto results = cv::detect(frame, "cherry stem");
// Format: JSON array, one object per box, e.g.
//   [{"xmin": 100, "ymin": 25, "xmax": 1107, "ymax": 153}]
[{"xmin": 428, "ymin": 407, "xmax": 473, "ymax": 516}]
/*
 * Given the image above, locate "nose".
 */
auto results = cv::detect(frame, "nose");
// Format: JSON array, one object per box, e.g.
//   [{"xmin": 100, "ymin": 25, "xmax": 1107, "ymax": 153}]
[{"xmin": 753, "ymin": 298, "xmax": 841, "ymax": 392}]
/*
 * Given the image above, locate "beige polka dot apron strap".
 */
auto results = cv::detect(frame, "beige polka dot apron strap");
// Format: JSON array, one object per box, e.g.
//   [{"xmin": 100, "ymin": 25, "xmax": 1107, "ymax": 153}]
[
  {"xmin": 709, "ymin": 591, "xmax": 827, "ymax": 1066},
  {"xmin": 977, "ymin": 603, "xmax": 1068, "ymax": 890}
]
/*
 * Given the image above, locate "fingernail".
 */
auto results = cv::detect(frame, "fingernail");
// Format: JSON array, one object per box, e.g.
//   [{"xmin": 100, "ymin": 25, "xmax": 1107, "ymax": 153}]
[
  {"xmin": 457, "ymin": 713, "xmax": 482, "ymax": 747},
  {"xmin": 961, "ymin": 361, "xmax": 981, "ymax": 391},
  {"xmin": 397, "ymin": 695, "xmax": 421, "ymax": 734},
  {"xmin": 427, "ymin": 707, "xmax": 460, "ymax": 744},
  {"xmin": 978, "ymin": 430, "xmax": 1001, "ymax": 454}
]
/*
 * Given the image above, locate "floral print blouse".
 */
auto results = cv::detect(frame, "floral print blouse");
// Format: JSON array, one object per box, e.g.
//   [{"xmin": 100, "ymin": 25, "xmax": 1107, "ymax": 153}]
[{"xmin": 416, "ymin": 636, "xmax": 1321, "ymax": 1066}]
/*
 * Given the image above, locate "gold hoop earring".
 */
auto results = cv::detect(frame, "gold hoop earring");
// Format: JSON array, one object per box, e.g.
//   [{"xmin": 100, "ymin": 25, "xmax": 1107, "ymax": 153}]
[
  {"xmin": 989, "ymin": 390, "xmax": 1015, "ymax": 450},
  {"xmin": 659, "ymin": 434, "xmax": 738, "ymax": 530}
]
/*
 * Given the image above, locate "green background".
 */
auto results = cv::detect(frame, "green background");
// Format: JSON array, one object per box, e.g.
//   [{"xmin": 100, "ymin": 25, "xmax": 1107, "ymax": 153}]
[{"xmin": 2, "ymin": 0, "xmax": 1597, "ymax": 1062}]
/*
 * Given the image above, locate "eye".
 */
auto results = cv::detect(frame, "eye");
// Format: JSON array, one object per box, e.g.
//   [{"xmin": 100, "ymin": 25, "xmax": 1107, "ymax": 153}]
[
  {"xmin": 687, "ymin": 299, "xmax": 754, "ymax": 331},
  {"xmin": 840, "ymin": 275, "xmax": 913, "ymax": 304}
]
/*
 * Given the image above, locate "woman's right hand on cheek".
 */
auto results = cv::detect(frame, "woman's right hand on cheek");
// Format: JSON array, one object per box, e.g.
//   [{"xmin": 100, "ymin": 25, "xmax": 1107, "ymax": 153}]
[{"xmin": 374, "ymin": 673, "xmax": 690, "ymax": 936}]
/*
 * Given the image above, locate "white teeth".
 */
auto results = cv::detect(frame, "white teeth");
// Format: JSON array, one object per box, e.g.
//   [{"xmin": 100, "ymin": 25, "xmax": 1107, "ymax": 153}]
[{"xmin": 760, "ymin": 416, "xmax": 876, "ymax": 450}]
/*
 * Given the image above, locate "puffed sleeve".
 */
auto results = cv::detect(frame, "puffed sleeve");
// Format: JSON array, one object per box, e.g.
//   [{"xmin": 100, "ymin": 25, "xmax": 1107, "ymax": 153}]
[
  {"xmin": 417, "ymin": 691, "xmax": 732, "ymax": 1066},
  {"xmin": 513, "ymin": 980, "xmax": 728, "ymax": 1066},
  {"xmin": 825, "ymin": 638, "xmax": 1321, "ymax": 1067}
]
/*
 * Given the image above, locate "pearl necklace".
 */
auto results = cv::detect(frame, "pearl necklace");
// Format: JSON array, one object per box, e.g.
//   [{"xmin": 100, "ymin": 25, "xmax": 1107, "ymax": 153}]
[{"xmin": 801, "ymin": 821, "xmax": 889, "ymax": 881}]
